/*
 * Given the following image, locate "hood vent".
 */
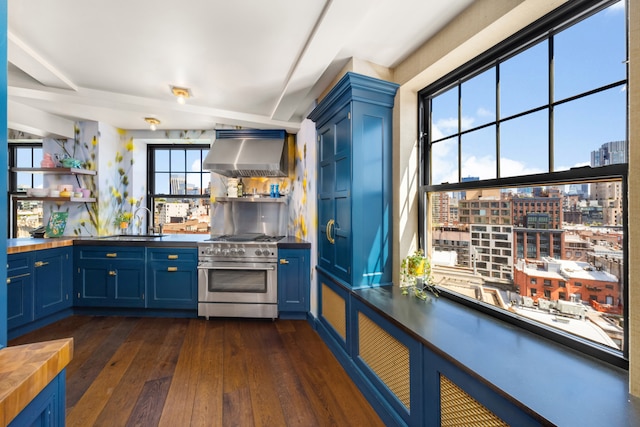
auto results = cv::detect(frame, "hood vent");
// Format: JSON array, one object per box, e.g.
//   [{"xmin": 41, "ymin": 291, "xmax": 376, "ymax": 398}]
[{"xmin": 203, "ymin": 130, "xmax": 289, "ymax": 178}]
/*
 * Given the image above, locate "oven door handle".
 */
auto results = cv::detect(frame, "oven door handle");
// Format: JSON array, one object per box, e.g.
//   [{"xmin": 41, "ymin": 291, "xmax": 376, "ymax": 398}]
[{"xmin": 197, "ymin": 265, "xmax": 276, "ymax": 271}]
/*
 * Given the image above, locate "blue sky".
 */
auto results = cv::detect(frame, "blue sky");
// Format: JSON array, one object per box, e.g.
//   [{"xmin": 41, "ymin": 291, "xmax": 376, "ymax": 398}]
[{"xmin": 430, "ymin": 1, "xmax": 626, "ymax": 185}]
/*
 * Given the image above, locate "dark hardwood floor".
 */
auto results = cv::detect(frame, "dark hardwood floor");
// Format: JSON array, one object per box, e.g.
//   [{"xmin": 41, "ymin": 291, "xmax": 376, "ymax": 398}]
[{"xmin": 9, "ymin": 316, "xmax": 384, "ymax": 427}]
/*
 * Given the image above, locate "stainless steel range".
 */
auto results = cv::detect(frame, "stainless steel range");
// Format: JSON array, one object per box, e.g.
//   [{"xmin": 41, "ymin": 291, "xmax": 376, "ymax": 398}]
[{"xmin": 197, "ymin": 233, "xmax": 284, "ymax": 319}]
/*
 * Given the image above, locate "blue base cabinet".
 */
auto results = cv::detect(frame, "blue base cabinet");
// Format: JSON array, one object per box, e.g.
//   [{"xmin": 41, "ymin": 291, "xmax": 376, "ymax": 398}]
[
  {"xmin": 7, "ymin": 252, "xmax": 34, "ymax": 330},
  {"xmin": 74, "ymin": 246, "xmax": 145, "ymax": 308},
  {"xmin": 34, "ymin": 248, "xmax": 73, "ymax": 318},
  {"xmin": 8, "ymin": 248, "xmax": 72, "ymax": 335},
  {"xmin": 8, "ymin": 369, "xmax": 66, "ymax": 427},
  {"xmin": 146, "ymin": 248, "xmax": 197, "ymax": 309},
  {"xmin": 308, "ymin": 72, "xmax": 399, "ymax": 289},
  {"xmin": 277, "ymin": 248, "xmax": 310, "ymax": 318}
]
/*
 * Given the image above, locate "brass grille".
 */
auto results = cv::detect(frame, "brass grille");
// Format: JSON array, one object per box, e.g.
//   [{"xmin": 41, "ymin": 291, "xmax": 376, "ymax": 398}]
[
  {"xmin": 358, "ymin": 312, "xmax": 411, "ymax": 410},
  {"xmin": 322, "ymin": 283, "xmax": 346, "ymax": 339},
  {"xmin": 440, "ymin": 374, "xmax": 508, "ymax": 427}
]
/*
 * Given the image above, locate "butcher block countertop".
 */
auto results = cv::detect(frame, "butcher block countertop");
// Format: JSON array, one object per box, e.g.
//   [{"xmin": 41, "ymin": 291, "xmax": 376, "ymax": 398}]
[
  {"xmin": 0, "ymin": 338, "xmax": 73, "ymax": 426},
  {"xmin": 7, "ymin": 238, "xmax": 75, "ymax": 254}
]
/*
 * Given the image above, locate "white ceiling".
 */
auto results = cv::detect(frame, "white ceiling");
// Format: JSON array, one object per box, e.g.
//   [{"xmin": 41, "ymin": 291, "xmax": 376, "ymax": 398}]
[{"xmin": 7, "ymin": 0, "xmax": 473, "ymax": 138}]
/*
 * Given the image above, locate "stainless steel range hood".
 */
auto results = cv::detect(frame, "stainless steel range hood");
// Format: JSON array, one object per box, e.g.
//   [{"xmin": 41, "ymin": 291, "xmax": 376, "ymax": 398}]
[{"xmin": 203, "ymin": 136, "xmax": 289, "ymax": 178}]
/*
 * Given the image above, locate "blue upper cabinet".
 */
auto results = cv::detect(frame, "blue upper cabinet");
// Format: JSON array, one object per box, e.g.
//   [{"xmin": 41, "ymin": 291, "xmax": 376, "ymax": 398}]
[{"xmin": 308, "ymin": 72, "xmax": 399, "ymax": 289}]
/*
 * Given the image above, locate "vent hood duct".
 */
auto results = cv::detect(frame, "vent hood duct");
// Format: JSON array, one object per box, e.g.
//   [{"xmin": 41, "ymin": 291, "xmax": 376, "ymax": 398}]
[{"xmin": 203, "ymin": 132, "xmax": 289, "ymax": 178}]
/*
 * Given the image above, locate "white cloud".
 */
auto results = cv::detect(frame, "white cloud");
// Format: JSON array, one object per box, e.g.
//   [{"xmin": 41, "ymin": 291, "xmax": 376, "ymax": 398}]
[
  {"xmin": 500, "ymin": 157, "xmax": 546, "ymax": 177},
  {"xmin": 476, "ymin": 107, "xmax": 494, "ymax": 118}
]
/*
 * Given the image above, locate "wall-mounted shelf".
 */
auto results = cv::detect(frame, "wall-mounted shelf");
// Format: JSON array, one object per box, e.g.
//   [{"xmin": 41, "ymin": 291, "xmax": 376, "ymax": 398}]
[
  {"xmin": 11, "ymin": 167, "xmax": 97, "ymax": 176},
  {"xmin": 19, "ymin": 196, "xmax": 96, "ymax": 203},
  {"xmin": 215, "ymin": 196, "xmax": 289, "ymax": 203}
]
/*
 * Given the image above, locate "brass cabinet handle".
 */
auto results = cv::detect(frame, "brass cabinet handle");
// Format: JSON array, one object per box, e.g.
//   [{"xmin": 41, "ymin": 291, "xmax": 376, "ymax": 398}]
[
  {"xmin": 34, "ymin": 261, "xmax": 49, "ymax": 268},
  {"xmin": 8, "ymin": 273, "xmax": 31, "ymax": 282},
  {"xmin": 327, "ymin": 219, "xmax": 335, "ymax": 244},
  {"xmin": 167, "ymin": 255, "xmax": 179, "ymax": 260},
  {"xmin": 167, "ymin": 267, "xmax": 178, "ymax": 272},
  {"xmin": 108, "ymin": 270, "xmax": 116, "ymax": 276},
  {"xmin": 279, "ymin": 259, "xmax": 289, "ymax": 264},
  {"xmin": 106, "ymin": 253, "xmax": 117, "ymax": 258}
]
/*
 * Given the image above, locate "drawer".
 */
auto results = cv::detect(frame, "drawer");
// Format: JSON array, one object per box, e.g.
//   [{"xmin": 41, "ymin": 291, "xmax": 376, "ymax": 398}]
[
  {"xmin": 7, "ymin": 253, "xmax": 32, "ymax": 274},
  {"xmin": 147, "ymin": 248, "xmax": 197, "ymax": 263},
  {"xmin": 77, "ymin": 247, "xmax": 145, "ymax": 261}
]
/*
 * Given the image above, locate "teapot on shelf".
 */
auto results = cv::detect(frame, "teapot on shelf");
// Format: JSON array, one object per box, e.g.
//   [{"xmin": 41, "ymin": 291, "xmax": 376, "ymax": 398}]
[{"xmin": 54, "ymin": 153, "xmax": 83, "ymax": 168}]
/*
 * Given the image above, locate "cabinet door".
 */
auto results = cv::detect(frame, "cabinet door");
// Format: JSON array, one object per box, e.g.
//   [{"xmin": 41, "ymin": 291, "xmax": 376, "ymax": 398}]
[
  {"xmin": 34, "ymin": 248, "xmax": 72, "ymax": 318},
  {"xmin": 75, "ymin": 260, "xmax": 110, "ymax": 306},
  {"xmin": 317, "ymin": 105, "xmax": 351, "ymax": 283},
  {"xmin": 7, "ymin": 253, "xmax": 33, "ymax": 330},
  {"xmin": 278, "ymin": 248, "xmax": 310, "ymax": 315},
  {"xmin": 112, "ymin": 261, "xmax": 145, "ymax": 307}
]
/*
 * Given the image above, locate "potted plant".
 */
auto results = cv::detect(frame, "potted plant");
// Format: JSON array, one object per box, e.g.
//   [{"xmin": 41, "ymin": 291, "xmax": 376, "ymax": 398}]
[
  {"xmin": 113, "ymin": 211, "xmax": 133, "ymax": 231},
  {"xmin": 400, "ymin": 249, "xmax": 438, "ymax": 300}
]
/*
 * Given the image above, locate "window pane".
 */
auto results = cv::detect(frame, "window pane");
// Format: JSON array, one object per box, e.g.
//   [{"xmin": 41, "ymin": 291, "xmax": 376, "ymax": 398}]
[
  {"xmin": 430, "ymin": 136, "xmax": 458, "ymax": 185},
  {"xmin": 16, "ymin": 148, "xmax": 34, "ymax": 167},
  {"xmin": 186, "ymin": 173, "xmax": 202, "ymax": 195},
  {"xmin": 171, "ymin": 150, "xmax": 186, "ymax": 171},
  {"xmin": 500, "ymin": 110, "xmax": 548, "ymax": 177},
  {"xmin": 170, "ymin": 174, "xmax": 186, "ymax": 195},
  {"xmin": 186, "ymin": 150, "xmax": 202, "ymax": 173},
  {"xmin": 554, "ymin": 2, "xmax": 626, "ymax": 100},
  {"xmin": 15, "ymin": 200, "xmax": 43, "ymax": 237},
  {"xmin": 429, "ymin": 180, "xmax": 624, "ymax": 352},
  {"xmin": 500, "ymin": 40, "xmax": 548, "ymax": 117},
  {"xmin": 431, "ymin": 86, "xmax": 458, "ymax": 140},
  {"xmin": 461, "ymin": 125, "xmax": 496, "ymax": 180},
  {"xmin": 461, "ymin": 68, "xmax": 496, "ymax": 128},
  {"xmin": 155, "ymin": 150, "xmax": 169, "ymax": 171},
  {"xmin": 33, "ymin": 148, "xmax": 43, "ymax": 165},
  {"xmin": 554, "ymin": 87, "xmax": 626, "ymax": 171},
  {"xmin": 154, "ymin": 172, "xmax": 170, "ymax": 194}
]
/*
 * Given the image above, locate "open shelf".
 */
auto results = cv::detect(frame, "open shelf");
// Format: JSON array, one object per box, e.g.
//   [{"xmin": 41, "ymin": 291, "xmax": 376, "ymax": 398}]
[{"xmin": 11, "ymin": 167, "xmax": 97, "ymax": 176}]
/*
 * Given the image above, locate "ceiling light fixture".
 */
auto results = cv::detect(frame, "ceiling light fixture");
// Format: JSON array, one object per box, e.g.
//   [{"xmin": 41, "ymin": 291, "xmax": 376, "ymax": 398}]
[
  {"xmin": 144, "ymin": 117, "xmax": 161, "ymax": 131},
  {"xmin": 171, "ymin": 86, "xmax": 191, "ymax": 104}
]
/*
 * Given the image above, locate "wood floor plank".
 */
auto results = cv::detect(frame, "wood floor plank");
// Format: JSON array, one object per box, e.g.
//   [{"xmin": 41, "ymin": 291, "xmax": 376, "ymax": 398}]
[
  {"xmin": 222, "ymin": 320, "xmax": 256, "ymax": 427},
  {"xmin": 158, "ymin": 319, "xmax": 208, "ymax": 427},
  {"xmin": 66, "ymin": 328, "xmax": 145, "ymax": 427},
  {"xmin": 189, "ymin": 321, "xmax": 225, "ymax": 427},
  {"xmin": 242, "ymin": 321, "xmax": 288, "ymax": 427},
  {"xmin": 125, "ymin": 377, "xmax": 172, "ymax": 427}
]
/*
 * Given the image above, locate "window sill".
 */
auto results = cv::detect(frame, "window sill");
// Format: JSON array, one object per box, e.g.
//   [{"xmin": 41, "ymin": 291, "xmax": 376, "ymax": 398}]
[{"xmin": 353, "ymin": 285, "xmax": 640, "ymax": 426}]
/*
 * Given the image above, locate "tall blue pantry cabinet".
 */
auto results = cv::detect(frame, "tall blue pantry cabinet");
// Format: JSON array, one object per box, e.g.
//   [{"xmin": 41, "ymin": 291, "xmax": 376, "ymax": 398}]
[{"xmin": 308, "ymin": 72, "xmax": 398, "ymax": 289}]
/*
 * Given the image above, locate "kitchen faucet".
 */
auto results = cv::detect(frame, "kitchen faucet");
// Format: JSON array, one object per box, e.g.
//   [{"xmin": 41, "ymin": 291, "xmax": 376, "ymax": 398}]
[{"xmin": 133, "ymin": 207, "xmax": 153, "ymax": 235}]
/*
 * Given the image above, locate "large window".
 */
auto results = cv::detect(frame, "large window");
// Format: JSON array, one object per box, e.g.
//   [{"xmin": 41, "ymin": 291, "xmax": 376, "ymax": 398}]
[
  {"xmin": 419, "ymin": 1, "xmax": 627, "ymax": 365},
  {"xmin": 147, "ymin": 145, "xmax": 210, "ymax": 234}
]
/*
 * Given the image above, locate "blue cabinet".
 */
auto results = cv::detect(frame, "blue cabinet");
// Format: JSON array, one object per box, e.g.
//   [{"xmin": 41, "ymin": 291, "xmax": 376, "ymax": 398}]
[
  {"xmin": 7, "ymin": 253, "xmax": 34, "ymax": 330},
  {"xmin": 277, "ymin": 248, "xmax": 310, "ymax": 318},
  {"xmin": 8, "ymin": 369, "xmax": 66, "ymax": 427},
  {"xmin": 308, "ymin": 72, "xmax": 398, "ymax": 289},
  {"xmin": 74, "ymin": 246, "xmax": 145, "ymax": 308},
  {"xmin": 34, "ymin": 247, "xmax": 73, "ymax": 318},
  {"xmin": 146, "ymin": 248, "xmax": 197, "ymax": 309}
]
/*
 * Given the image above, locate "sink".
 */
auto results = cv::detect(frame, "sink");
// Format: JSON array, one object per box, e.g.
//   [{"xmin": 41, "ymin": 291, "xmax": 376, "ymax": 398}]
[{"xmin": 99, "ymin": 234, "xmax": 167, "ymax": 241}]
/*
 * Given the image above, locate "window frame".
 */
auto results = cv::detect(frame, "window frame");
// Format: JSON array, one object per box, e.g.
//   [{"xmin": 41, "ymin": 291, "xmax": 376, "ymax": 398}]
[
  {"xmin": 146, "ymin": 144, "xmax": 210, "ymax": 231},
  {"xmin": 417, "ymin": 0, "xmax": 629, "ymax": 367},
  {"xmin": 8, "ymin": 142, "xmax": 44, "ymax": 238}
]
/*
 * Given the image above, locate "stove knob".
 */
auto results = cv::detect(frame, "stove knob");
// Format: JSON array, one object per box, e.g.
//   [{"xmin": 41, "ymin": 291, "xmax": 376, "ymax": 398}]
[
  {"xmin": 229, "ymin": 248, "xmax": 237, "ymax": 255},
  {"xmin": 237, "ymin": 248, "xmax": 245, "ymax": 255},
  {"xmin": 262, "ymin": 248, "xmax": 271, "ymax": 256},
  {"xmin": 222, "ymin": 248, "xmax": 230, "ymax": 256},
  {"xmin": 212, "ymin": 247, "xmax": 221, "ymax": 255},
  {"xmin": 255, "ymin": 249, "xmax": 262, "ymax": 256},
  {"xmin": 205, "ymin": 247, "xmax": 213, "ymax": 255}
]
